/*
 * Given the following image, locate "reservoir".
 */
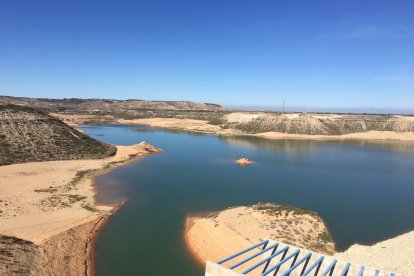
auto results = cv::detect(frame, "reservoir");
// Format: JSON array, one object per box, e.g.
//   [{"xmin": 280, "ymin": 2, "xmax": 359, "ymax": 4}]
[{"xmin": 84, "ymin": 124, "xmax": 414, "ymax": 276}]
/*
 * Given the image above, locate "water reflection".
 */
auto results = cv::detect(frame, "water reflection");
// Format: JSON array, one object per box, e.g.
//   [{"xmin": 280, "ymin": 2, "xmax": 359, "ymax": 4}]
[
  {"xmin": 222, "ymin": 135, "xmax": 414, "ymax": 153},
  {"xmin": 88, "ymin": 125, "xmax": 414, "ymax": 276},
  {"xmin": 221, "ymin": 135, "xmax": 318, "ymax": 153}
]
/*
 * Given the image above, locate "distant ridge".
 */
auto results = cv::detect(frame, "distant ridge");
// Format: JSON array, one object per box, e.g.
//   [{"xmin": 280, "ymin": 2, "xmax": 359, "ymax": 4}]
[{"xmin": 0, "ymin": 96, "xmax": 228, "ymax": 113}]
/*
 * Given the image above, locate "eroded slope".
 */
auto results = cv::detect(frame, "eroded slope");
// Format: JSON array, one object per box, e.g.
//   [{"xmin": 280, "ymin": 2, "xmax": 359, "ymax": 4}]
[{"xmin": 0, "ymin": 105, "xmax": 116, "ymax": 166}]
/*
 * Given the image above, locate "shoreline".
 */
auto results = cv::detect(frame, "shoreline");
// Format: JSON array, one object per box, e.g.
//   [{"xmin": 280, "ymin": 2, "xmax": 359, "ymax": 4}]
[
  {"xmin": 84, "ymin": 215, "xmax": 107, "ymax": 276},
  {"xmin": 185, "ymin": 208, "xmax": 414, "ymax": 275},
  {"xmin": 116, "ymin": 118, "xmax": 414, "ymax": 143},
  {"xmin": 184, "ymin": 204, "xmax": 335, "ymax": 268},
  {"xmin": 0, "ymin": 142, "xmax": 162, "ymax": 275},
  {"xmin": 53, "ymin": 113, "xmax": 414, "ymax": 143},
  {"xmin": 46, "ymin": 116, "xmax": 414, "ymax": 274},
  {"xmin": 184, "ymin": 217, "xmax": 205, "ymax": 267}
]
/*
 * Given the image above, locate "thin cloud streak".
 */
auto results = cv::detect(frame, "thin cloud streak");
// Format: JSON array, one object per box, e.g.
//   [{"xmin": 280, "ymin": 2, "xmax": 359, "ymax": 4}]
[
  {"xmin": 374, "ymin": 75, "xmax": 414, "ymax": 82},
  {"xmin": 317, "ymin": 25, "xmax": 414, "ymax": 41}
]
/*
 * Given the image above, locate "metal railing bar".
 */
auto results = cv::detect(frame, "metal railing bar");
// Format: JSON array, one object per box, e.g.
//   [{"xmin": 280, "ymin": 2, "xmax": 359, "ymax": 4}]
[
  {"xmin": 273, "ymin": 248, "xmax": 289, "ymax": 276},
  {"xmin": 229, "ymin": 243, "xmax": 280, "ymax": 269},
  {"xmin": 302, "ymin": 256, "xmax": 324, "ymax": 276},
  {"xmin": 242, "ymin": 245, "xmax": 290, "ymax": 274},
  {"xmin": 281, "ymin": 252, "xmax": 312, "ymax": 276},
  {"xmin": 262, "ymin": 243, "xmax": 280, "ymax": 273},
  {"xmin": 261, "ymin": 249, "xmax": 301, "ymax": 276},
  {"xmin": 357, "ymin": 266, "xmax": 365, "ymax": 276},
  {"xmin": 340, "ymin": 263, "xmax": 351, "ymax": 276},
  {"xmin": 299, "ymin": 256, "xmax": 311, "ymax": 275},
  {"xmin": 217, "ymin": 240, "xmax": 269, "ymax": 265},
  {"xmin": 290, "ymin": 253, "xmax": 299, "ymax": 268},
  {"xmin": 313, "ymin": 258, "xmax": 323, "ymax": 276},
  {"xmin": 320, "ymin": 259, "xmax": 337, "ymax": 276}
]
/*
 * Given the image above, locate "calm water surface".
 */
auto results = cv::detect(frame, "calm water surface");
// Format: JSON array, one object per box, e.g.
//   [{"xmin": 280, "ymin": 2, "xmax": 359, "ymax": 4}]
[{"xmin": 83, "ymin": 124, "xmax": 414, "ymax": 276}]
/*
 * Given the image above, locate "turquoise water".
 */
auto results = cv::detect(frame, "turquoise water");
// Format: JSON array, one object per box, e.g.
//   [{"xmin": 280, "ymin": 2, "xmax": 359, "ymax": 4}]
[{"xmin": 83, "ymin": 124, "xmax": 414, "ymax": 276}]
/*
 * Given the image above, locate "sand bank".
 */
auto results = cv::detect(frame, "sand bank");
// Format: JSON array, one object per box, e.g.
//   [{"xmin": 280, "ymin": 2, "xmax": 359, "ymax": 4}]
[
  {"xmin": 185, "ymin": 204, "xmax": 334, "ymax": 267},
  {"xmin": 50, "ymin": 113, "xmax": 115, "ymax": 127},
  {"xmin": 118, "ymin": 118, "xmax": 231, "ymax": 134},
  {"xmin": 0, "ymin": 141, "xmax": 161, "ymax": 275}
]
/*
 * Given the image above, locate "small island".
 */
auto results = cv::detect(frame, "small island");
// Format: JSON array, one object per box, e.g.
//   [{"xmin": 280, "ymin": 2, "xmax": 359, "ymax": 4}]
[{"xmin": 235, "ymin": 157, "xmax": 253, "ymax": 166}]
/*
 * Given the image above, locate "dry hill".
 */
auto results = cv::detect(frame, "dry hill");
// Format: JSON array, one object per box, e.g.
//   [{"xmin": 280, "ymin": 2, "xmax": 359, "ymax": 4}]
[
  {"xmin": 0, "ymin": 96, "xmax": 227, "ymax": 113},
  {"xmin": 0, "ymin": 104, "xmax": 116, "ymax": 166},
  {"xmin": 224, "ymin": 112, "xmax": 414, "ymax": 135}
]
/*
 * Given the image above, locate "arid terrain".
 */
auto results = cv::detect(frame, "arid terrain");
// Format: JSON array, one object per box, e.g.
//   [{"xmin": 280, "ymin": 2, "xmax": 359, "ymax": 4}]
[
  {"xmin": 0, "ymin": 103, "xmax": 162, "ymax": 275},
  {"xmin": 186, "ymin": 204, "xmax": 413, "ymax": 275},
  {"xmin": 2, "ymin": 97, "xmax": 414, "ymax": 275},
  {"xmin": 3, "ymin": 96, "xmax": 414, "ymax": 140},
  {"xmin": 0, "ymin": 141, "xmax": 161, "ymax": 275},
  {"xmin": 185, "ymin": 203, "xmax": 335, "ymax": 267},
  {"xmin": 0, "ymin": 95, "xmax": 227, "ymax": 113},
  {"xmin": 0, "ymin": 104, "xmax": 116, "ymax": 166}
]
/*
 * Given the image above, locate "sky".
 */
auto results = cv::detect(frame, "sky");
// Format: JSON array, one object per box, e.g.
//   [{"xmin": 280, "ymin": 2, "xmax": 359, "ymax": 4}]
[{"xmin": 0, "ymin": 0, "xmax": 413, "ymax": 112}]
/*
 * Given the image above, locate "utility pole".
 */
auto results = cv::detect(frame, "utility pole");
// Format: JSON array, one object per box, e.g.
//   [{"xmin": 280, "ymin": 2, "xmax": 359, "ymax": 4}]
[{"xmin": 282, "ymin": 100, "xmax": 285, "ymax": 113}]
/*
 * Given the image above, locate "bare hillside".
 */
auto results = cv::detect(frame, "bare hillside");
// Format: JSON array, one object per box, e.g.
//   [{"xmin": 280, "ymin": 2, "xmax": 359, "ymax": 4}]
[
  {"xmin": 0, "ymin": 105, "xmax": 116, "ymax": 166},
  {"xmin": 2, "ymin": 96, "xmax": 414, "ymax": 136},
  {"xmin": 0, "ymin": 96, "xmax": 227, "ymax": 113},
  {"xmin": 225, "ymin": 112, "xmax": 414, "ymax": 135}
]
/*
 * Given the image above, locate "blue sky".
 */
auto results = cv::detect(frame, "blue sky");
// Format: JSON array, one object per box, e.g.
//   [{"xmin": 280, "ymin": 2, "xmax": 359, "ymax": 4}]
[{"xmin": 0, "ymin": 0, "xmax": 413, "ymax": 111}]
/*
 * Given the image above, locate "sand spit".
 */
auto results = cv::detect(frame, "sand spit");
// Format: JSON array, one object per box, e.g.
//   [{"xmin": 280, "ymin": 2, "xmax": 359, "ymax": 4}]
[
  {"xmin": 0, "ymin": 141, "xmax": 161, "ymax": 275},
  {"xmin": 118, "ymin": 118, "xmax": 230, "ymax": 134},
  {"xmin": 50, "ymin": 113, "xmax": 116, "ymax": 127},
  {"xmin": 185, "ymin": 203, "xmax": 335, "ymax": 267}
]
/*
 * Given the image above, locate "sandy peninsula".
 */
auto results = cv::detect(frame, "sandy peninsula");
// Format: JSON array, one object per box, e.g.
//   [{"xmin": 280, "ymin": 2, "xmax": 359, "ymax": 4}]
[
  {"xmin": 185, "ymin": 203, "xmax": 335, "ymax": 267},
  {"xmin": 185, "ymin": 204, "xmax": 414, "ymax": 275},
  {"xmin": 0, "ymin": 141, "xmax": 161, "ymax": 275}
]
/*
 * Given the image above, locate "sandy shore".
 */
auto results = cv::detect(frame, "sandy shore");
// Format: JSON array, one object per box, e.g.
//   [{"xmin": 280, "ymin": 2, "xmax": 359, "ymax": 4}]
[
  {"xmin": 118, "ymin": 118, "xmax": 238, "ymax": 135},
  {"xmin": 53, "ymin": 113, "xmax": 414, "ymax": 142},
  {"xmin": 118, "ymin": 118, "xmax": 414, "ymax": 142},
  {"xmin": 0, "ymin": 141, "xmax": 161, "ymax": 275},
  {"xmin": 185, "ymin": 204, "xmax": 334, "ymax": 267},
  {"xmin": 185, "ymin": 206, "xmax": 414, "ymax": 275},
  {"xmin": 50, "ymin": 113, "xmax": 116, "ymax": 127}
]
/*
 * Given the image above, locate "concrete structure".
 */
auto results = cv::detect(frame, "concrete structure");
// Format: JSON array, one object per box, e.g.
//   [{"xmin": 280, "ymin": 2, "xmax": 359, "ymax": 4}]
[{"xmin": 206, "ymin": 239, "xmax": 396, "ymax": 276}]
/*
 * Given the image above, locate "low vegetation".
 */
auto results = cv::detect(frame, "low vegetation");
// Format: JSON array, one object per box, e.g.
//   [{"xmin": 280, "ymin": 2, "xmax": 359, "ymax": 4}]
[
  {"xmin": 0, "ymin": 104, "xmax": 116, "ymax": 166},
  {"xmin": 0, "ymin": 96, "xmax": 228, "ymax": 113},
  {"xmin": 64, "ymin": 169, "xmax": 97, "ymax": 191},
  {"xmin": 253, "ymin": 202, "xmax": 319, "ymax": 218},
  {"xmin": 2, "ymin": 96, "xmax": 414, "ymax": 137},
  {"xmin": 229, "ymin": 113, "xmax": 414, "ymax": 135},
  {"xmin": 0, "ymin": 235, "xmax": 41, "ymax": 275}
]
